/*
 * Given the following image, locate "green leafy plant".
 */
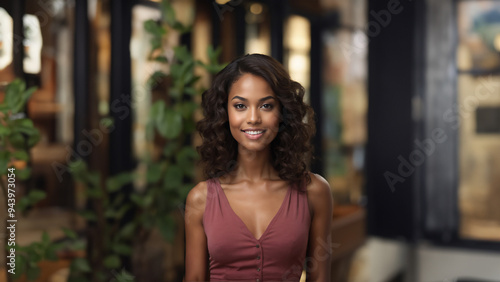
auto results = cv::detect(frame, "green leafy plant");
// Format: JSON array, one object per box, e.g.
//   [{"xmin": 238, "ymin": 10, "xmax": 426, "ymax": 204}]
[
  {"xmin": 2, "ymin": 0, "xmax": 225, "ymax": 280},
  {"xmin": 0, "ymin": 80, "xmax": 45, "ymax": 218},
  {"xmin": 138, "ymin": 0, "xmax": 225, "ymax": 247},
  {"xmin": 64, "ymin": 159, "xmax": 136, "ymax": 281},
  {"xmin": 64, "ymin": 0, "xmax": 224, "ymax": 280},
  {"xmin": 0, "ymin": 79, "xmax": 39, "ymax": 182},
  {"xmin": 0, "ymin": 80, "xmax": 88, "ymax": 282},
  {"xmin": 0, "ymin": 79, "xmax": 47, "ymax": 282}
]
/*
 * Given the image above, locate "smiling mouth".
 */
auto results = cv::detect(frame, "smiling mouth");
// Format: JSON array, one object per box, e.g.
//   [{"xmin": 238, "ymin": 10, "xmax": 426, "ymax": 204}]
[
  {"xmin": 241, "ymin": 130, "xmax": 265, "ymax": 134},
  {"xmin": 241, "ymin": 130, "xmax": 266, "ymax": 139}
]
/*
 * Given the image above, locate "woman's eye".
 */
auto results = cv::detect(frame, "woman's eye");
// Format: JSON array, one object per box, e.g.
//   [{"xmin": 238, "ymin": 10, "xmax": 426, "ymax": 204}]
[
  {"xmin": 234, "ymin": 104, "xmax": 245, "ymax": 109},
  {"xmin": 262, "ymin": 104, "xmax": 273, "ymax": 109}
]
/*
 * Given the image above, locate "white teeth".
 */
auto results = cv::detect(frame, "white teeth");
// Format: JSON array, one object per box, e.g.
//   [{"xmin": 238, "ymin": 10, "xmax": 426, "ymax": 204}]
[{"xmin": 245, "ymin": 131, "xmax": 264, "ymax": 135}]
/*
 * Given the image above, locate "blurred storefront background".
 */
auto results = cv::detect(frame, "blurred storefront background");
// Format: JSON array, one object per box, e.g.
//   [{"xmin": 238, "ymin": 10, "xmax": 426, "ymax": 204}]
[{"xmin": 0, "ymin": 0, "xmax": 499, "ymax": 281}]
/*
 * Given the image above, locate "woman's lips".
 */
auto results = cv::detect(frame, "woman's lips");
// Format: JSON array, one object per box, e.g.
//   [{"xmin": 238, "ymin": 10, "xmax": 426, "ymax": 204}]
[{"xmin": 242, "ymin": 130, "xmax": 265, "ymax": 140}]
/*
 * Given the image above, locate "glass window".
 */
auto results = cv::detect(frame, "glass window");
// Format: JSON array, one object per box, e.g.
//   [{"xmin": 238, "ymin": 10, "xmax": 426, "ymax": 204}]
[
  {"xmin": 457, "ymin": 0, "xmax": 500, "ymax": 242},
  {"xmin": 322, "ymin": 28, "xmax": 367, "ymax": 204},
  {"xmin": 457, "ymin": 1, "xmax": 500, "ymax": 72},
  {"xmin": 23, "ymin": 0, "xmax": 75, "ymax": 208}
]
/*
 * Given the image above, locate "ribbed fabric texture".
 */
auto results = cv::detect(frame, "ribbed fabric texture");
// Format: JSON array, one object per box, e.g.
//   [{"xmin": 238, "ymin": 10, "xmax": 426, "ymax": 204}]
[{"xmin": 203, "ymin": 177, "xmax": 311, "ymax": 282}]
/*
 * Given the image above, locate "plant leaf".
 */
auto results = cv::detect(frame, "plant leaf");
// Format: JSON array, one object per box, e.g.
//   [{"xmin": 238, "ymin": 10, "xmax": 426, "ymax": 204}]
[
  {"xmin": 112, "ymin": 243, "xmax": 132, "ymax": 256},
  {"xmin": 154, "ymin": 55, "xmax": 168, "ymax": 63},
  {"xmin": 9, "ymin": 132, "xmax": 25, "ymax": 148},
  {"xmin": 17, "ymin": 167, "xmax": 31, "ymax": 180},
  {"xmin": 146, "ymin": 162, "xmax": 162, "ymax": 183},
  {"xmin": 151, "ymin": 100, "xmax": 166, "ymax": 130},
  {"xmin": 163, "ymin": 164, "xmax": 183, "ymax": 190},
  {"xmin": 27, "ymin": 189, "xmax": 46, "ymax": 203},
  {"xmin": 45, "ymin": 244, "xmax": 59, "ymax": 261},
  {"xmin": 176, "ymin": 146, "xmax": 199, "ymax": 176},
  {"xmin": 11, "ymin": 150, "xmax": 29, "ymax": 161},
  {"xmin": 173, "ymin": 46, "xmax": 192, "ymax": 63},
  {"xmin": 157, "ymin": 214, "xmax": 176, "ymax": 243},
  {"xmin": 103, "ymin": 254, "xmax": 121, "ymax": 269},
  {"xmin": 70, "ymin": 258, "xmax": 91, "ymax": 273},
  {"xmin": 86, "ymin": 186, "xmax": 103, "ymax": 198},
  {"xmin": 42, "ymin": 231, "xmax": 50, "ymax": 245},
  {"xmin": 117, "ymin": 222, "xmax": 136, "ymax": 239},
  {"xmin": 0, "ymin": 156, "xmax": 8, "ymax": 174},
  {"xmin": 162, "ymin": 142, "xmax": 178, "ymax": 158},
  {"xmin": 78, "ymin": 210, "xmax": 97, "ymax": 222},
  {"xmin": 158, "ymin": 109, "xmax": 182, "ymax": 139},
  {"xmin": 179, "ymin": 101, "xmax": 198, "ymax": 119},
  {"xmin": 5, "ymin": 79, "xmax": 23, "ymax": 111},
  {"xmin": 114, "ymin": 269, "xmax": 135, "ymax": 282},
  {"xmin": 0, "ymin": 126, "xmax": 11, "ymax": 136},
  {"xmin": 12, "ymin": 254, "xmax": 26, "ymax": 279},
  {"xmin": 147, "ymin": 71, "xmax": 167, "ymax": 88},
  {"xmin": 22, "ymin": 86, "xmax": 37, "ymax": 101},
  {"xmin": 106, "ymin": 172, "xmax": 135, "ymax": 192},
  {"xmin": 62, "ymin": 227, "xmax": 78, "ymax": 240},
  {"xmin": 146, "ymin": 120, "xmax": 155, "ymax": 141},
  {"xmin": 161, "ymin": 0, "xmax": 176, "ymax": 27},
  {"xmin": 172, "ymin": 21, "xmax": 191, "ymax": 34}
]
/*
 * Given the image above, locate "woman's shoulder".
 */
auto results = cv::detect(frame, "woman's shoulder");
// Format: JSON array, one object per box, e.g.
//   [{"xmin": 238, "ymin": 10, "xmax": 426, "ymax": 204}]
[
  {"xmin": 304, "ymin": 172, "xmax": 333, "ymax": 213},
  {"xmin": 186, "ymin": 180, "xmax": 209, "ymax": 204},
  {"xmin": 185, "ymin": 181, "xmax": 210, "ymax": 220},
  {"xmin": 305, "ymin": 172, "xmax": 331, "ymax": 194}
]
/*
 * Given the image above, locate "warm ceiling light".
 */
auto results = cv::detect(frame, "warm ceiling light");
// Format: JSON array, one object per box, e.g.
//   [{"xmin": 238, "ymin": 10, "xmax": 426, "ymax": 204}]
[
  {"xmin": 216, "ymin": 0, "xmax": 231, "ymax": 4},
  {"xmin": 250, "ymin": 3, "xmax": 263, "ymax": 14}
]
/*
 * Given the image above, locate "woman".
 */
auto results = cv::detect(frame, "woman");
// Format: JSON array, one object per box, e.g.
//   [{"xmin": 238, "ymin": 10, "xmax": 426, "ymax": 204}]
[{"xmin": 185, "ymin": 54, "xmax": 333, "ymax": 281}]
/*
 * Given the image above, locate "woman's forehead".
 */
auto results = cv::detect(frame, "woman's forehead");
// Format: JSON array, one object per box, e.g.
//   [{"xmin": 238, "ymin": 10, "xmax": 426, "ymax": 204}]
[{"xmin": 227, "ymin": 74, "xmax": 276, "ymax": 100}]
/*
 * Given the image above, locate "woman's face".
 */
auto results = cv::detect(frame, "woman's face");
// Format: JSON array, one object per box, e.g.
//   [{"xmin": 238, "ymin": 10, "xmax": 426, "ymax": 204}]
[{"xmin": 227, "ymin": 73, "xmax": 281, "ymax": 153}]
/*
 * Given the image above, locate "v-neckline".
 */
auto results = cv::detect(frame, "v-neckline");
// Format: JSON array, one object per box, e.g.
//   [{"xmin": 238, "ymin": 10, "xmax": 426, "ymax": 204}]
[{"xmin": 215, "ymin": 177, "xmax": 291, "ymax": 242}]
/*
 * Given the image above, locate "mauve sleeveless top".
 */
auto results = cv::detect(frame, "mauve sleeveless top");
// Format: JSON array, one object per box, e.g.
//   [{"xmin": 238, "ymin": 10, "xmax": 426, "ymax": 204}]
[{"xmin": 203, "ymin": 177, "xmax": 311, "ymax": 282}]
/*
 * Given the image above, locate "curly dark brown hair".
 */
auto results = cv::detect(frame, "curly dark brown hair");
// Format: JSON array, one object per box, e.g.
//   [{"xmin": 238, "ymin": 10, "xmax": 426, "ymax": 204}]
[{"xmin": 196, "ymin": 54, "xmax": 316, "ymax": 186}]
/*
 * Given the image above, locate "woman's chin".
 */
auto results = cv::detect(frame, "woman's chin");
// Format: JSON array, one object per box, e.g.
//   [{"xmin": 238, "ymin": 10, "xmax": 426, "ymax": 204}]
[{"xmin": 238, "ymin": 144, "xmax": 270, "ymax": 153}]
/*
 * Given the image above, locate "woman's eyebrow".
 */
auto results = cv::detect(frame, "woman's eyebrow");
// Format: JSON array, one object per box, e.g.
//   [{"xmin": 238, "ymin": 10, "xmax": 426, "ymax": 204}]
[{"xmin": 231, "ymin": 95, "xmax": 276, "ymax": 102}]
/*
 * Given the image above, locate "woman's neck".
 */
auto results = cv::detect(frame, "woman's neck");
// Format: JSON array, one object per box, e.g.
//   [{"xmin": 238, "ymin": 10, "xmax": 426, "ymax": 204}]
[{"xmin": 231, "ymin": 146, "xmax": 278, "ymax": 183}]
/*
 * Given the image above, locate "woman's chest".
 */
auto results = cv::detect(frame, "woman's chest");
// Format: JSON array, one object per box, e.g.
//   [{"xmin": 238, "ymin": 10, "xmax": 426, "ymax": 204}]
[{"xmin": 224, "ymin": 189, "xmax": 288, "ymax": 238}]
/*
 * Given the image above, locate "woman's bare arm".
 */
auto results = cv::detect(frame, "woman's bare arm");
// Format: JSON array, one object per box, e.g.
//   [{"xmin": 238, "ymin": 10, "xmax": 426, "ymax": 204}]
[
  {"xmin": 305, "ymin": 173, "xmax": 334, "ymax": 282},
  {"xmin": 184, "ymin": 181, "xmax": 209, "ymax": 281}
]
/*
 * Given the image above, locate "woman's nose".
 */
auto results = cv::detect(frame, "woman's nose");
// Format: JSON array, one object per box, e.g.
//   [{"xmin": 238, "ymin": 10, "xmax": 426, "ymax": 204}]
[{"xmin": 247, "ymin": 107, "xmax": 261, "ymax": 124}]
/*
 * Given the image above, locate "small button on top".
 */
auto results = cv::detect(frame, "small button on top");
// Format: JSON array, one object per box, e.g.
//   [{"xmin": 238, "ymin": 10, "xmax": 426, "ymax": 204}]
[
  {"xmin": 257, "ymin": 255, "xmax": 260, "ymax": 260},
  {"xmin": 255, "ymin": 244, "xmax": 260, "ymax": 248},
  {"xmin": 256, "ymin": 279, "xmax": 260, "ymax": 282}
]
